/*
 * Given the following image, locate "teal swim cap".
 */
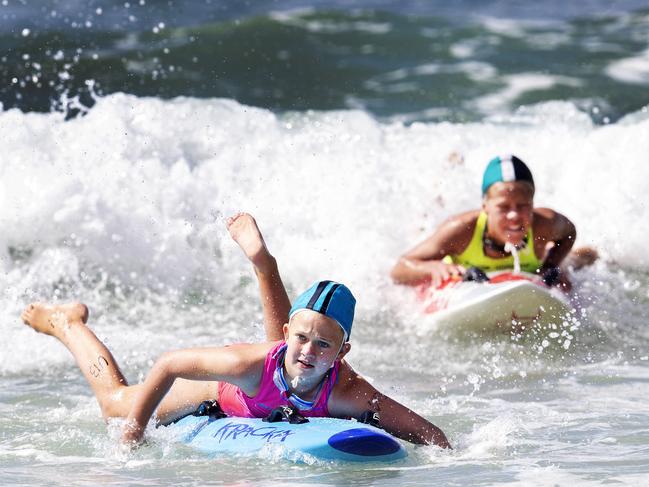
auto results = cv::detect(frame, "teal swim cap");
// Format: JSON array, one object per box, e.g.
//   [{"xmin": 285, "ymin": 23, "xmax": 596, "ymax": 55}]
[
  {"xmin": 289, "ymin": 281, "xmax": 356, "ymax": 341},
  {"xmin": 482, "ymin": 155, "xmax": 535, "ymax": 195}
]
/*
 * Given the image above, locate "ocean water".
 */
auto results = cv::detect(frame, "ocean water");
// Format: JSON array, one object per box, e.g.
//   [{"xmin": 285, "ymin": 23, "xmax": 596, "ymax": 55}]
[{"xmin": 1, "ymin": 1, "xmax": 649, "ymax": 486}]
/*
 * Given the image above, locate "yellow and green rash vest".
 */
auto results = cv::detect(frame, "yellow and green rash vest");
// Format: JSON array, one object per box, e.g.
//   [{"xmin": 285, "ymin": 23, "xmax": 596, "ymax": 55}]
[{"xmin": 444, "ymin": 211, "xmax": 542, "ymax": 273}]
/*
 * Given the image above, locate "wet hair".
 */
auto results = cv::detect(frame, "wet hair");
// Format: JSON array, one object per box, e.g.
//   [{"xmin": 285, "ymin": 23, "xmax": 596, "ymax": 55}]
[
  {"xmin": 484, "ymin": 180, "xmax": 535, "ymax": 200},
  {"xmin": 482, "ymin": 155, "xmax": 535, "ymax": 196}
]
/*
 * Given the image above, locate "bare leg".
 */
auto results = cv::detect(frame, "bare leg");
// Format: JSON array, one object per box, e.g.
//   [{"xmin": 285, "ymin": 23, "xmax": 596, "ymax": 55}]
[
  {"xmin": 21, "ymin": 302, "xmax": 131, "ymax": 419},
  {"xmin": 20, "ymin": 303, "xmax": 216, "ymax": 423},
  {"xmin": 227, "ymin": 213, "xmax": 290, "ymax": 341}
]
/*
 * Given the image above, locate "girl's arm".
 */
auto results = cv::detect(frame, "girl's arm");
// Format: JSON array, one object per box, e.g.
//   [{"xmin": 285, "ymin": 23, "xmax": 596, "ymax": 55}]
[
  {"xmin": 121, "ymin": 343, "xmax": 270, "ymax": 445},
  {"xmin": 390, "ymin": 212, "xmax": 476, "ymax": 287},
  {"xmin": 226, "ymin": 213, "xmax": 290, "ymax": 341},
  {"xmin": 535, "ymin": 208, "xmax": 577, "ymax": 270},
  {"xmin": 329, "ymin": 363, "xmax": 451, "ymax": 448}
]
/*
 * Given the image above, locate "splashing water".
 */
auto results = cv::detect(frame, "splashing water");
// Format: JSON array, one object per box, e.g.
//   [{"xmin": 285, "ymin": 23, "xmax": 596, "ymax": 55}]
[{"xmin": 2, "ymin": 2, "xmax": 649, "ymax": 483}]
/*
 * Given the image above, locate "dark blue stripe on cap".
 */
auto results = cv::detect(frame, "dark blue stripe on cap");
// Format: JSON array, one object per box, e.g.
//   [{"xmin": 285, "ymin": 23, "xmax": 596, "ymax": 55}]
[
  {"xmin": 306, "ymin": 280, "xmax": 331, "ymax": 311},
  {"xmin": 320, "ymin": 283, "xmax": 340, "ymax": 314}
]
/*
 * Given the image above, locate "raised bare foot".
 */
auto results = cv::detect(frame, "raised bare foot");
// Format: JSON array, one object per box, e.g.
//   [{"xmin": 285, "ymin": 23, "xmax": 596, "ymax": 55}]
[
  {"xmin": 226, "ymin": 213, "xmax": 275, "ymax": 273},
  {"xmin": 21, "ymin": 302, "xmax": 89, "ymax": 337}
]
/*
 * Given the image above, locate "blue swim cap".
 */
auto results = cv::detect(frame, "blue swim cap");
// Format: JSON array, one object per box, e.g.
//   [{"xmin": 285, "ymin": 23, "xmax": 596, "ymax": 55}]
[
  {"xmin": 289, "ymin": 281, "xmax": 356, "ymax": 341},
  {"xmin": 482, "ymin": 155, "xmax": 535, "ymax": 195}
]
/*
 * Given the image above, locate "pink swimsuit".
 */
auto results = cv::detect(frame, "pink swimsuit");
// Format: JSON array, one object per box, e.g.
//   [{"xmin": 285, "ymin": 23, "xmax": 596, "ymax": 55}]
[{"xmin": 217, "ymin": 341, "xmax": 340, "ymax": 418}]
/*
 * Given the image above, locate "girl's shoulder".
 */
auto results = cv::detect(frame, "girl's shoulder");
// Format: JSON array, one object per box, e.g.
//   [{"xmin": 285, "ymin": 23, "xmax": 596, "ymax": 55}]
[
  {"xmin": 328, "ymin": 361, "xmax": 379, "ymax": 418},
  {"xmin": 443, "ymin": 209, "xmax": 481, "ymax": 229},
  {"xmin": 532, "ymin": 208, "xmax": 574, "ymax": 238}
]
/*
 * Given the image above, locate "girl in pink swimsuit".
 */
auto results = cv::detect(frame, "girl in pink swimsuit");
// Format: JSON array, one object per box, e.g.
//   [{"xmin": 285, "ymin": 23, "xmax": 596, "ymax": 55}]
[
  {"xmin": 215, "ymin": 280, "xmax": 348, "ymax": 419},
  {"xmin": 217, "ymin": 341, "xmax": 340, "ymax": 418},
  {"xmin": 122, "ymin": 280, "xmax": 451, "ymax": 448},
  {"xmin": 21, "ymin": 214, "xmax": 451, "ymax": 451}
]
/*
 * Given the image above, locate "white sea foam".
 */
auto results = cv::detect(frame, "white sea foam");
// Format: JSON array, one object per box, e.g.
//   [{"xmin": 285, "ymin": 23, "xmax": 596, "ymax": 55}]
[
  {"xmin": 1, "ymin": 95, "xmax": 647, "ymax": 305},
  {"xmin": 1, "ymin": 93, "xmax": 648, "ymax": 384},
  {"xmin": 461, "ymin": 414, "xmax": 520, "ymax": 458},
  {"xmin": 509, "ymin": 467, "xmax": 608, "ymax": 486},
  {"xmin": 525, "ymin": 31, "xmax": 572, "ymax": 50},
  {"xmin": 480, "ymin": 17, "xmax": 565, "ymax": 38},
  {"xmin": 473, "ymin": 73, "xmax": 582, "ymax": 114},
  {"xmin": 606, "ymin": 48, "xmax": 649, "ymax": 84},
  {"xmin": 367, "ymin": 61, "xmax": 497, "ymax": 89},
  {"xmin": 271, "ymin": 8, "xmax": 391, "ymax": 34},
  {"xmin": 449, "ymin": 40, "xmax": 478, "ymax": 59}
]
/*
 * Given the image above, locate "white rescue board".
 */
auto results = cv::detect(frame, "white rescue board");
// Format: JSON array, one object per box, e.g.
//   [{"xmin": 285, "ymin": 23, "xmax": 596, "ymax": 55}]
[{"xmin": 417, "ymin": 271, "xmax": 572, "ymax": 332}]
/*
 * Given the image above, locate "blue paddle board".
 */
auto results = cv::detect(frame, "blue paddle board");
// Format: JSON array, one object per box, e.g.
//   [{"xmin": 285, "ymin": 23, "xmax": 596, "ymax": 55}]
[{"xmin": 173, "ymin": 415, "xmax": 407, "ymax": 462}]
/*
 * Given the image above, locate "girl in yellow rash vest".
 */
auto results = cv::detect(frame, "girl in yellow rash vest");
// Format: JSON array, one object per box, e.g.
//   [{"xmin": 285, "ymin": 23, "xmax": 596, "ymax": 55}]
[{"xmin": 391, "ymin": 155, "xmax": 598, "ymax": 291}]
